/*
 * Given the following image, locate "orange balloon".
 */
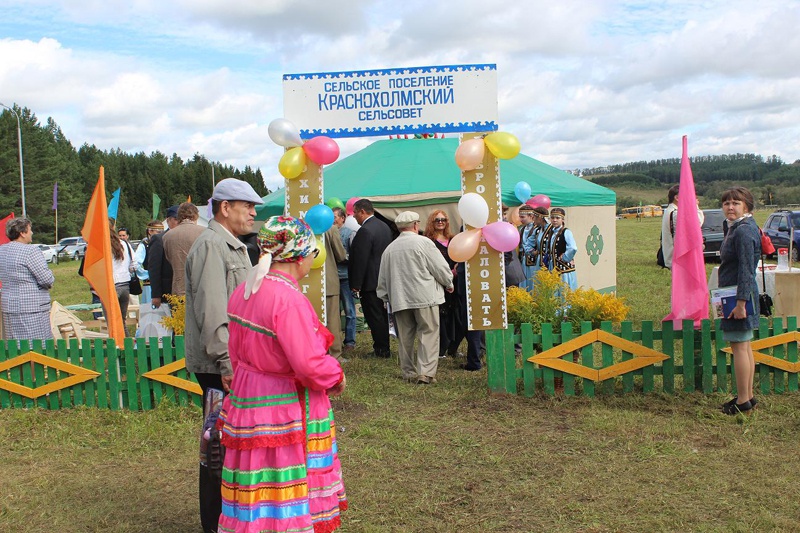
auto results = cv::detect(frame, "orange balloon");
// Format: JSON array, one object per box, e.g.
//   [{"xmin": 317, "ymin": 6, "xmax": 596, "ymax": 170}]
[
  {"xmin": 455, "ymin": 138, "xmax": 485, "ymax": 171},
  {"xmin": 448, "ymin": 228, "xmax": 483, "ymax": 262}
]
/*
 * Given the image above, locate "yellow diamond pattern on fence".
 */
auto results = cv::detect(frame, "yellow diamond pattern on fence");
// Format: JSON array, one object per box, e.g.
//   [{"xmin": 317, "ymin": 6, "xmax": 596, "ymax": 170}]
[
  {"xmin": 0, "ymin": 351, "xmax": 100, "ymax": 399},
  {"xmin": 528, "ymin": 329, "xmax": 669, "ymax": 382},
  {"xmin": 721, "ymin": 331, "xmax": 800, "ymax": 373},
  {"xmin": 142, "ymin": 359, "xmax": 202, "ymax": 396}
]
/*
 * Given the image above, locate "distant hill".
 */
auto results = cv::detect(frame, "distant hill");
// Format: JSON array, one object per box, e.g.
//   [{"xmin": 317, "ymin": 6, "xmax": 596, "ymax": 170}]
[{"xmin": 573, "ymin": 154, "xmax": 800, "ymax": 210}]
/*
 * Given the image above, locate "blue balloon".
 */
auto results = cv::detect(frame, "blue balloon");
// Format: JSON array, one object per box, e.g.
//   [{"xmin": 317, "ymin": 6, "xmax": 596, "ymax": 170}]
[
  {"xmin": 514, "ymin": 181, "xmax": 531, "ymax": 203},
  {"xmin": 305, "ymin": 204, "xmax": 335, "ymax": 234}
]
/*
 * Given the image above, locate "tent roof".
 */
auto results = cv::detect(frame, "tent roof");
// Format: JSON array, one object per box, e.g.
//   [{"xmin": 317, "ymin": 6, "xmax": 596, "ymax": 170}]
[{"xmin": 257, "ymin": 137, "xmax": 614, "ymax": 219}]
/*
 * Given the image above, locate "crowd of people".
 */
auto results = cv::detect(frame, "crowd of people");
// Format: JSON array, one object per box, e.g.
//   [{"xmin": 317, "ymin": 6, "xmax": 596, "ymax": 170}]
[{"xmin": 0, "ymin": 179, "xmax": 766, "ymax": 531}]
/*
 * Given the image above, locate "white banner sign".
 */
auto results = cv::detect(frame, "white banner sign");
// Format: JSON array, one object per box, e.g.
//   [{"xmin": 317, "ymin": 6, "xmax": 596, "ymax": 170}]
[{"xmin": 283, "ymin": 64, "xmax": 498, "ymax": 139}]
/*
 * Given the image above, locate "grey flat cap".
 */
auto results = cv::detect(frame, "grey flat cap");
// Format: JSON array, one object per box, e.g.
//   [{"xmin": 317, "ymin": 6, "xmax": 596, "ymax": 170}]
[
  {"xmin": 212, "ymin": 178, "xmax": 264, "ymax": 204},
  {"xmin": 166, "ymin": 205, "xmax": 180, "ymax": 219},
  {"xmin": 395, "ymin": 210, "xmax": 420, "ymax": 227}
]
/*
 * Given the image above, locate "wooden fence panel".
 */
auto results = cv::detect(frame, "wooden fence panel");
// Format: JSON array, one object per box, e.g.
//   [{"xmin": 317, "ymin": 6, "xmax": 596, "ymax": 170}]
[
  {"xmin": 641, "ymin": 321, "xmax": 655, "ymax": 393},
  {"xmin": 600, "ymin": 322, "xmax": 614, "ymax": 395},
  {"xmin": 0, "ymin": 341, "xmax": 11, "ymax": 408},
  {"xmin": 579, "ymin": 321, "xmax": 595, "ymax": 398},
  {"xmin": 621, "ymin": 321, "xmax": 634, "ymax": 393},
  {"xmin": 562, "ymin": 323, "xmax": 576, "ymax": 396},
  {"xmin": 788, "ymin": 317, "xmax": 798, "ymax": 393},
  {"xmin": 520, "ymin": 323, "xmax": 535, "ymax": 397},
  {"xmin": 541, "ymin": 323, "xmax": 555, "ymax": 396},
  {"xmin": 93, "ymin": 339, "xmax": 109, "ymax": 409}
]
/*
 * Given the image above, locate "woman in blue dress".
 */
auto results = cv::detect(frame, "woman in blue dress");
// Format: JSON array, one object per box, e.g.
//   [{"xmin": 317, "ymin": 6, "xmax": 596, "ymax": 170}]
[{"xmin": 520, "ymin": 206, "xmax": 550, "ymax": 292}]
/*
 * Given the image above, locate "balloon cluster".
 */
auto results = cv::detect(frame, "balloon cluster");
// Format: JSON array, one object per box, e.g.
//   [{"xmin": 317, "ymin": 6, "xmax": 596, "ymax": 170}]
[
  {"xmin": 448, "ymin": 193, "xmax": 520, "ymax": 262},
  {"xmin": 455, "ymin": 132, "xmax": 521, "ymax": 171},
  {"xmin": 513, "ymin": 180, "xmax": 552, "ymax": 210},
  {"xmin": 268, "ymin": 118, "xmax": 341, "ymax": 179}
]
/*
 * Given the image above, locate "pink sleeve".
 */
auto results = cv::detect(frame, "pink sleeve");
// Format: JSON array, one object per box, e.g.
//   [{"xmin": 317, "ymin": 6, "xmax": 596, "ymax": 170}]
[{"xmin": 276, "ymin": 299, "xmax": 343, "ymax": 391}]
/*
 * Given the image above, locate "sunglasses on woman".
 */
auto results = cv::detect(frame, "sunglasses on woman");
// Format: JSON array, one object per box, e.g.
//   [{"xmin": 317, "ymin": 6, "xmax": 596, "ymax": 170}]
[{"xmin": 434, "ymin": 218, "xmax": 448, "ymax": 223}]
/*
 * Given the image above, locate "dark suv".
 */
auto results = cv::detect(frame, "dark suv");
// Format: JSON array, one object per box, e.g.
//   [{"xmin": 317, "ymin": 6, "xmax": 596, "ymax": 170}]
[
  {"xmin": 701, "ymin": 209, "xmax": 725, "ymax": 260},
  {"xmin": 762, "ymin": 210, "xmax": 800, "ymax": 260}
]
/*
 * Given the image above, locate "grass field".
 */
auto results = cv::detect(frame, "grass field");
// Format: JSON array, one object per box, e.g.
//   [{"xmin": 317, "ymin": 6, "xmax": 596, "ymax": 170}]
[{"xmin": 2, "ymin": 211, "xmax": 799, "ymax": 532}]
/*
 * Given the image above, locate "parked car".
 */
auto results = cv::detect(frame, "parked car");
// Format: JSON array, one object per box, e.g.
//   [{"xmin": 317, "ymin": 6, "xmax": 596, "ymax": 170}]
[
  {"xmin": 37, "ymin": 243, "xmax": 57, "ymax": 263},
  {"xmin": 56, "ymin": 236, "xmax": 87, "ymax": 260},
  {"xmin": 762, "ymin": 210, "xmax": 800, "ymax": 260},
  {"xmin": 701, "ymin": 209, "xmax": 725, "ymax": 261}
]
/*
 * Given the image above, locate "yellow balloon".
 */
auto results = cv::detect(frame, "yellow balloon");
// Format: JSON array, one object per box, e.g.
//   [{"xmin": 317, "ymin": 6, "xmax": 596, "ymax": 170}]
[
  {"xmin": 311, "ymin": 242, "xmax": 327, "ymax": 269},
  {"xmin": 484, "ymin": 132, "xmax": 521, "ymax": 159},
  {"xmin": 278, "ymin": 147, "xmax": 307, "ymax": 180}
]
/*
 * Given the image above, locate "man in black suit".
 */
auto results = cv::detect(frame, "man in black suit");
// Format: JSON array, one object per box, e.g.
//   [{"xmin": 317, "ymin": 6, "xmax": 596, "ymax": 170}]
[
  {"xmin": 349, "ymin": 199, "xmax": 393, "ymax": 357},
  {"xmin": 148, "ymin": 205, "xmax": 179, "ymax": 308}
]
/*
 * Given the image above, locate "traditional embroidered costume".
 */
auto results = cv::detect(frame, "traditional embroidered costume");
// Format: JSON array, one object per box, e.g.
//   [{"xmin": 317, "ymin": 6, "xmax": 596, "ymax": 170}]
[
  {"xmin": 217, "ymin": 217, "xmax": 347, "ymax": 533},
  {"xmin": 545, "ymin": 208, "xmax": 578, "ymax": 290}
]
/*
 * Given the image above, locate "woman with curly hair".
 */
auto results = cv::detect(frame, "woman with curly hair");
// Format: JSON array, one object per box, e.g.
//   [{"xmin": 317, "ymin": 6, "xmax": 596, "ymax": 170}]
[{"xmin": 423, "ymin": 209, "xmax": 462, "ymax": 358}]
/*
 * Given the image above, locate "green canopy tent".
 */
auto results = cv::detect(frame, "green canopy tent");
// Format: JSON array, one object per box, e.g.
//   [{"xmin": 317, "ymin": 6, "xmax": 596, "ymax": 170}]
[{"xmin": 258, "ymin": 137, "xmax": 617, "ymax": 291}]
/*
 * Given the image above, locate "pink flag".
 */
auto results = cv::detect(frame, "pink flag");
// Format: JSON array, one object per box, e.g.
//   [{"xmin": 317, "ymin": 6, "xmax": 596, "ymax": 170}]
[{"xmin": 664, "ymin": 136, "xmax": 709, "ymax": 327}]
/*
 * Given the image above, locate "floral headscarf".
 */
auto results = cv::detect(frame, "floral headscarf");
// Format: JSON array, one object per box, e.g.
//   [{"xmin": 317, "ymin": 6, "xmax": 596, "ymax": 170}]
[{"xmin": 244, "ymin": 215, "xmax": 316, "ymax": 299}]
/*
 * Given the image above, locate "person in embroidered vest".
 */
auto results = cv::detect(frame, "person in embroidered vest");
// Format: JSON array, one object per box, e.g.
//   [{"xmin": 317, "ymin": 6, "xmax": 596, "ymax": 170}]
[
  {"xmin": 718, "ymin": 187, "xmax": 760, "ymax": 416},
  {"xmin": 521, "ymin": 206, "xmax": 551, "ymax": 290},
  {"xmin": 517, "ymin": 205, "xmax": 536, "ymax": 291},
  {"xmin": 217, "ymin": 215, "xmax": 347, "ymax": 533},
  {"xmin": 545, "ymin": 207, "xmax": 578, "ymax": 291},
  {"xmin": 184, "ymin": 178, "xmax": 262, "ymax": 533},
  {"xmin": 0, "ymin": 217, "xmax": 55, "ymax": 340},
  {"xmin": 133, "ymin": 220, "xmax": 163, "ymax": 304},
  {"xmin": 377, "ymin": 211, "xmax": 454, "ymax": 384}
]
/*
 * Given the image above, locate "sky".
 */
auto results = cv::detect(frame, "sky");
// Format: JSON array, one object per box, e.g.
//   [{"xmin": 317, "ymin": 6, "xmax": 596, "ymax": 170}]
[{"xmin": 0, "ymin": 0, "xmax": 798, "ymax": 192}]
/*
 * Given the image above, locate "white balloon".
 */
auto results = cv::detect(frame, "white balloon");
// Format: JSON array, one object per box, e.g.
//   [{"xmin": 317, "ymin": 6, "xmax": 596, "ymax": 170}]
[
  {"xmin": 344, "ymin": 215, "xmax": 361, "ymax": 231},
  {"xmin": 458, "ymin": 192, "xmax": 490, "ymax": 229},
  {"xmin": 268, "ymin": 118, "xmax": 303, "ymax": 148}
]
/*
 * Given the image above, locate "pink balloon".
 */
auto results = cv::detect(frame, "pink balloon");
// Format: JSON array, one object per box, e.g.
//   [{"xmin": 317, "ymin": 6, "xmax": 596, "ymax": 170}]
[
  {"xmin": 482, "ymin": 221, "xmax": 520, "ymax": 253},
  {"xmin": 303, "ymin": 136, "xmax": 340, "ymax": 165},
  {"xmin": 525, "ymin": 198, "xmax": 538, "ymax": 208},
  {"xmin": 447, "ymin": 228, "xmax": 483, "ymax": 262},
  {"xmin": 345, "ymin": 197, "xmax": 360, "ymax": 216},
  {"xmin": 454, "ymin": 138, "xmax": 486, "ymax": 171},
  {"xmin": 530, "ymin": 194, "xmax": 551, "ymax": 210}
]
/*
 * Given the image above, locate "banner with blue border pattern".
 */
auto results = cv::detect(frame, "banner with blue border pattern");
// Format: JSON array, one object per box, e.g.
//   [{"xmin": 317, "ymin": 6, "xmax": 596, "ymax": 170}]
[{"xmin": 283, "ymin": 64, "xmax": 498, "ymax": 139}]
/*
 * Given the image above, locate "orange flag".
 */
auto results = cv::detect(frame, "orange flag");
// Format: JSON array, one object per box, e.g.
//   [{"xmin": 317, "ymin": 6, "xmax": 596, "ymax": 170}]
[
  {"xmin": 187, "ymin": 195, "xmax": 192, "ymax": 203},
  {"xmin": 81, "ymin": 167, "xmax": 125, "ymax": 345}
]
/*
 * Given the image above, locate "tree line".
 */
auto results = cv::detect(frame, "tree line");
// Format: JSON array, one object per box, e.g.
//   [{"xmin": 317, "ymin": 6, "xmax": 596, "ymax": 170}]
[
  {"xmin": 0, "ymin": 106, "xmax": 271, "ymax": 243},
  {"xmin": 574, "ymin": 153, "xmax": 800, "ymax": 209}
]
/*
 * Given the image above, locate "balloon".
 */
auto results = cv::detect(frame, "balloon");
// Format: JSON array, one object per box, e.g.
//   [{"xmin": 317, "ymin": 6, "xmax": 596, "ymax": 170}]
[
  {"xmin": 447, "ymin": 228, "xmax": 483, "ymax": 262},
  {"xmin": 525, "ymin": 198, "xmax": 538, "ymax": 208},
  {"xmin": 278, "ymin": 147, "xmax": 306, "ymax": 180},
  {"xmin": 482, "ymin": 221, "xmax": 520, "ymax": 253},
  {"xmin": 514, "ymin": 181, "xmax": 531, "ymax": 203},
  {"xmin": 325, "ymin": 197, "xmax": 345, "ymax": 212},
  {"xmin": 458, "ymin": 192, "xmax": 489, "ymax": 229},
  {"xmin": 268, "ymin": 118, "xmax": 303, "ymax": 148},
  {"xmin": 484, "ymin": 132, "xmax": 521, "ymax": 159},
  {"xmin": 304, "ymin": 204, "xmax": 335, "ymax": 234},
  {"xmin": 303, "ymin": 136, "xmax": 340, "ymax": 165},
  {"xmin": 311, "ymin": 240, "xmax": 327, "ymax": 269},
  {"xmin": 530, "ymin": 194, "xmax": 552, "ymax": 210},
  {"xmin": 345, "ymin": 197, "xmax": 360, "ymax": 216},
  {"xmin": 507, "ymin": 206, "xmax": 521, "ymax": 227},
  {"xmin": 455, "ymin": 138, "xmax": 485, "ymax": 171},
  {"xmin": 344, "ymin": 215, "xmax": 360, "ymax": 231}
]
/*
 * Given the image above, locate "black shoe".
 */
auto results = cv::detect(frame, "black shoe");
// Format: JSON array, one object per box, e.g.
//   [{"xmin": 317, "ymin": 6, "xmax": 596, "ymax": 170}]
[
  {"xmin": 374, "ymin": 349, "xmax": 391, "ymax": 358},
  {"xmin": 750, "ymin": 397, "xmax": 758, "ymax": 409},
  {"xmin": 460, "ymin": 364, "xmax": 481, "ymax": 372},
  {"xmin": 722, "ymin": 399, "xmax": 753, "ymax": 415}
]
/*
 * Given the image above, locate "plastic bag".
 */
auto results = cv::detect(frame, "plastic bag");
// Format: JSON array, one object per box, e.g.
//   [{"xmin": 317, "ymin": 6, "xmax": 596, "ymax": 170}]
[{"xmin": 136, "ymin": 304, "xmax": 172, "ymax": 339}]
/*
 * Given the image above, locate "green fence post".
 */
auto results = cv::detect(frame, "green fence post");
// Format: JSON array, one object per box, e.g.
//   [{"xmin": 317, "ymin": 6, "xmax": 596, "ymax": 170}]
[
  {"xmin": 580, "ymin": 321, "xmax": 595, "ymax": 398},
  {"xmin": 621, "ymin": 321, "xmax": 634, "ymax": 393},
  {"xmin": 0, "ymin": 341, "xmax": 10, "ymax": 408},
  {"xmin": 601, "ymin": 321, "xmax": 614, "ymax": 395},
  {"xmin": 502, "ymin": 326, "xmax": 517, "ymax": 394},
  {"xmin": 758, "ymin": 318, "xmax": 771, "ymax": 395},
  {"xmin": 82, "ymin": 338, "xmax": 96, "ymax": 407},
  {"xmin": 772, "ymin": 317, "xmax": 786, "ymax": 394},
  {"xmin": 32, "ymin": 339, "xmax": 48, "ymax": 409},
  {"xmin": 486, "ymin": 329, "xmax": 507, "ymax": 394},
  {"xmin": 562, "ymin": 322, "xmax": 575, "ymax": 396},
  {"xmin": 662, "ymin": 320, "xmax": 675, "ymax": 393},
  {"xmin": 45, "ymin": 339, "xmax": 60, "ymax": 410},
  {"xmin": 541, "ymin": 323, "xmax": 555, "ymax": 396},
  {"xmin": 641, "ymin": 321, "xmax": 655, "ymax": 393},
  {"xmin": 701, "ymin": 320, "xmax": 713, "ymax": 394},
  {"xmin": 521, "ymin": 323, "xmax": 536, "ymax": 397},
  {"xmin": 788, "ymin": 316, "xmax": 798, "ymax": 393},
  {"xmin": 93, "ymin": 339, "xmax": 108, "ymax": 409}
]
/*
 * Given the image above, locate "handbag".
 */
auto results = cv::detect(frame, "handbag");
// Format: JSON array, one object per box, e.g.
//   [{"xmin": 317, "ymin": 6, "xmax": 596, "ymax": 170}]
[
  {"xmin": 760, "ymin": 229, "xmax": 776, "ymax": 256},
  {"xmin": 759, "ymin": 250, "xmax": 773, "ymax": 317},
  {"xmin": 129, "ymin": 275, "xmax": 143, "ymax": 296}
]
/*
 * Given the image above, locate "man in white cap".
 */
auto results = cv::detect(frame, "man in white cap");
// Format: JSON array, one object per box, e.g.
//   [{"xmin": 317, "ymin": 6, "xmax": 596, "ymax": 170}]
[
  {"xmin": 183, "ymin": 177, "xmax": 263, "ymax": 533},
  {"xmin": 377, "ymin": 211, "xmax": 454, "ymax": 384}
]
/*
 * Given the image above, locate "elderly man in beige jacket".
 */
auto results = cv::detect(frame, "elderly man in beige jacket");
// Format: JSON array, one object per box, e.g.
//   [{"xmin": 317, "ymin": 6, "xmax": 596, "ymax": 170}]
[{"xmin": 377, "ymin": 211, "xmax": 454, "ymax": 384}]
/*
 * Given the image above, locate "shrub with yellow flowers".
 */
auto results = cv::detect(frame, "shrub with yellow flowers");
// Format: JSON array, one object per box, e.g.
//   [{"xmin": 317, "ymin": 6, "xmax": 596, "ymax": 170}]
[
  {"xmin": 506, "ymin": 269, "xmax": 629, "ymax": 333},
  {"xmin": 159, "ymin": 294, "xmax": 185, "ymax": 335}
]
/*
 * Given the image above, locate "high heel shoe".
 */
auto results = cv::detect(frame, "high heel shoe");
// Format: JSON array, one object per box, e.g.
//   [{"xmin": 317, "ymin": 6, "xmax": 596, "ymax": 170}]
[{"xmin": 722, "ymin": 399, "xmax": 753, "ymax": 415}]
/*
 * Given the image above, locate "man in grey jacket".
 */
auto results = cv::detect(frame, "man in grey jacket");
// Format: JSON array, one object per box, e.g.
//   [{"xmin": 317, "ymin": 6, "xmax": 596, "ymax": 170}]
[
  {"xmin": 183, "ymin": 177, "xmax": 262, "ymax": 533},
  {"xmin": 377, "ymin": 211, "xmax": 454, "ymax": 384}
]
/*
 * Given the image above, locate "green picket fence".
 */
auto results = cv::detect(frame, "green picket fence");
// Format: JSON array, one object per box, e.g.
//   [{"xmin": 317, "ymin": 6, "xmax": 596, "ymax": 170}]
[
  {"xmin": 0, "ymin": 336, "xmax": 201, "ymax": 410},
  {"xmin": 485, "ymin": 317, "xmax": 800, "ymax": 397}
]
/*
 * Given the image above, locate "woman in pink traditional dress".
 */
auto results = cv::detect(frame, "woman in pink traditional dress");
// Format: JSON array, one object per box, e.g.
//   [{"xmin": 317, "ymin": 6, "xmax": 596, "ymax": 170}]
[{"xmin": 217, "ymin": 216, "xmax": 347, "ymax": 533}]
